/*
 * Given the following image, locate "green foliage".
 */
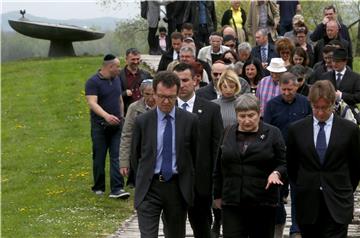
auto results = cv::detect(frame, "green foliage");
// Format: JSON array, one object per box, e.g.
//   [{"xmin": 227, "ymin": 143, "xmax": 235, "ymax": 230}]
[
  {"xmin": 1, "ymin": 57, "xmax": 134, "ymax": 237},
  {"xmin": 114, "ymin": 18, "xmax": 148, "ymax": 56}
]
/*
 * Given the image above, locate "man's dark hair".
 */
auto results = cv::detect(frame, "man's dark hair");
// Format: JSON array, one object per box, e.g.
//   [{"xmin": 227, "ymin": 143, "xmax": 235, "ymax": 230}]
[
  {"xmin": 210, "ymin": 32, "xmax": 222, "ymax": 38},
  {"xmin": 328, "ymin": 39, "xmax": 344, "ymax": 48},
  {"xmin": 324, "ymin": 5, "xmax": 336, "ymax": 13},
  {"xmin": 181, "ymin": 22, "xmax": 193, "ymax": 31},
  {"xmin": 103, "ymin": 54, "xmax": 116, "ymax": 61},
  {"xmin": 173, "ymin": 63, "xmax": 195, "ymax": 76},
  {"xmin": 159, "ymin": 26, "xmax": 167, "ymax": 33},
  {"xmin": 171, "ymin": 32, "xmax": 183, "ymax": 40},
  {"xmin": 126, "ymin": 47, "xmax": 140, "ymax": 56},
  {"xmin": 323, "ymin": 44, "xmax": 336, "ymax": 54},
  {"xmin": 153, "ymin": 71, "xmax": 180, "ymax": 93}
]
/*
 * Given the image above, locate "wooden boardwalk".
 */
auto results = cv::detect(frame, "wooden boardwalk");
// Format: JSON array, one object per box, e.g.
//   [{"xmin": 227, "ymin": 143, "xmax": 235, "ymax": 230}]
[{"xmin": 108, "ymin": 190, "xmax": 360, "ymax": 238}]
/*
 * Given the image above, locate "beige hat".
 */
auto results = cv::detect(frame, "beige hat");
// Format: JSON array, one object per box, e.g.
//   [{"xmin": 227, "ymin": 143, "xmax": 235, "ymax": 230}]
[{"xmin": 266, "ymin": 58, "xmax": 287, "ymax": 73}]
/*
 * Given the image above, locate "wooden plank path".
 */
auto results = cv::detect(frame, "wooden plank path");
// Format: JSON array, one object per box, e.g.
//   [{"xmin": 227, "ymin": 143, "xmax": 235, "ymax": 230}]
[
  {"xmin": 108, "ymin": 56, "xmax": 360, "ymax": 237},
  {"xmin": 108, "ymin": 190, "xmax": 360, "ymax": 237}
]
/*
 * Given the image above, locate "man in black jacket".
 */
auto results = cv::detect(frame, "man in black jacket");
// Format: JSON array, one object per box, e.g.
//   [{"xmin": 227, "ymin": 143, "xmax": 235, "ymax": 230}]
[
  {"xmin": 119, "ymin": 48, "xmax": 152, "ymax": 115},
  {"xmin": 157, "ymin": 32, "xmax": 183, "ymax": 72}
]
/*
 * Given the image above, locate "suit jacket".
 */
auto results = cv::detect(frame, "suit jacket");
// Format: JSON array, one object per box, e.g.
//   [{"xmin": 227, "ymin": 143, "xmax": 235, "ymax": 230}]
[
  {"xmin": 287, "ymin": 115, "xmax": 360, "ymax": 224},
  {"xmin": 119, "ymin": 98, "xmax": 147, "ymax": 168},
  {"xmin": 322, "ymin": 68, "xmax": 360, "ymax": 106},
  {"xmin": 157, "ymin": 48, "xmax": 176, "ymax": 72},
  {"xmin": 251, "ymin": 43, "xmax": 278, "ymax": 76},
  {"xmin": 196, "ymin": 81, "xmax": 217, "ymax": 101},
  {"xmin": 213, "ymin": 122, "xmax": 286, "ymax": 205},
  {"xmin": 192, "ymin": 97, "xmax": 223, "ymax": 196},
  {"xmin": 251, "ymin": 43, "xmax": 278, "ymax": 66},
  {"xmin": 131, "ymin": 107, "xmax": 199, "ymax": 208}
]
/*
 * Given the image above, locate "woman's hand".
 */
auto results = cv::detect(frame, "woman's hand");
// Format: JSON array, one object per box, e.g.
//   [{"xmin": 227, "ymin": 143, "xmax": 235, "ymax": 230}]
[
  {"xmin": 214, "ymin": 198, "xmax": 222, "ymax": 209},
  {"xmin": 265, "ymin": 171, "xmax": 283, "ymax": 189}
]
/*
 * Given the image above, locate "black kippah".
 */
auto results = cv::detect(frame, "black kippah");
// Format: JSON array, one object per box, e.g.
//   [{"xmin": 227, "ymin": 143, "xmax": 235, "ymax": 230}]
[{"xmin": 103, "ymin": 54, "xmax": 116, "ymax": 61}]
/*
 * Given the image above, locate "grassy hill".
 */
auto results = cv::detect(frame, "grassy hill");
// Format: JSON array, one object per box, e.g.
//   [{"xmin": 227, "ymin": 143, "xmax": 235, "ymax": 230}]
[{"xmin": 2, "ymin": 57, "xmax": 134, "ymax": 237}]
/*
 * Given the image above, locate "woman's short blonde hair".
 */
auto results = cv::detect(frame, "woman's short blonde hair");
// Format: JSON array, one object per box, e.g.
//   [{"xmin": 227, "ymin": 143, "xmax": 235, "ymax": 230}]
[{"xmin": 217, "ymin": 69, "xmax": 242, "ymax": 96}]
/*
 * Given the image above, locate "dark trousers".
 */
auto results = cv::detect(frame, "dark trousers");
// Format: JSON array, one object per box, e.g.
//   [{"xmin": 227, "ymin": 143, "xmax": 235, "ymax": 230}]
[
  {"xmin": 289, "ymin": 182, "xmax": 301, "ymax": 234},
  {"xmin": 148, "ymin": 26, "xmax": 158, "ymax": 51},
  {"xmin": 188, "ymin": 193, "xmax": 212, "ymax": 238},
  {"xmin": 137, "ymin": 177, "xmax": 187, "ymax": 238},
  {"xmin": 90, "ymin": 121, "xmax": 124, "ymax": 193},
  {"xmin": 299, "ymin": 193, "xmax": 348, "ymax": 238},
  {"xmin": 222, "ymin": 204, "xmax": 276, "ymax": 238}
]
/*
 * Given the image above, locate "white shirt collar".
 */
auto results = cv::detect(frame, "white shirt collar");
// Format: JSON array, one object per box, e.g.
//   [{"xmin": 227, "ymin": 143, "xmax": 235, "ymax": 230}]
[
  {"xmin": 177, "ymin": 93, "xmax": 196, "ymax": 112},
  {"xmin": 335, "ymin": 67, "xmax": 346, "ymax": 76}
]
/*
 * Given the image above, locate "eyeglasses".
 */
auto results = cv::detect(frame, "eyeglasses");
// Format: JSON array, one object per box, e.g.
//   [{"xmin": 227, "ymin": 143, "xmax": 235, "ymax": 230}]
[
  {"xmin": 156, "ymin": 94, "xmax": 177, "ymax": 101},
  {"xmin": 297, "ymin": 77, "xmax": 304, "ymax": 82},
  {"xmin": 212, "ymin": 72, "xmax": 222, "ymax": 77}
]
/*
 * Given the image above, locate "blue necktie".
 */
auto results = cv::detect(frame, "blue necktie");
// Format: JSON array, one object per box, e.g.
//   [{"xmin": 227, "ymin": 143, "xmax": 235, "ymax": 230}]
[
  {"xmin": 161, "ymin": 114, "xmax": 173, "ymax": 181},
  {"xmin": 336, "ymin": 72, "xmax": 342, "ymax": 88},
  {"xmin": 181, "ymin": 102, "xmax": 188, "ymax": 111},
  {"xmin": 316, "ymin": 122, "xmax": 327, "ymax": 165},
  {"xmin": 261, "ymin": 47, "xmax": 267, "ymax": 63}
]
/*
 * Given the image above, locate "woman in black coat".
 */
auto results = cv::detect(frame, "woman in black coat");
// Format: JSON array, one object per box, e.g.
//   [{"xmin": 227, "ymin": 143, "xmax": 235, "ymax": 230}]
[
  {"xmin": 221, "ymin": 0, "xmax": 247, "ymax": 43},
  {"xmin": 213, "ymin": 94, "xmax": 286, "ymax": 238}
]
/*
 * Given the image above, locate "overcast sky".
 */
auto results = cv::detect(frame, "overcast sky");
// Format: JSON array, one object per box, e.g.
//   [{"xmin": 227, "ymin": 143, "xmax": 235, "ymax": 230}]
[{"xmin": 2, "ymin": 0, "xmax": 139, "ymax": 20}]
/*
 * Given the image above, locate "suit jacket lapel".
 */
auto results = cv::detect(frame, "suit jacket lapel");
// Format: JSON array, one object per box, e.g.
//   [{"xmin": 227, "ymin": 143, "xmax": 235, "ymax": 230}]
[
  {"xmin": 150, "ymin": 109, "xmax": 158, "ymax": 165},
  {"xmin": 175, "ymin": 108, "xmax": 182, "ymax": 170},
  {"xmin": 192, "ymin": 97, "xmax": 203, "ymax": 116}
]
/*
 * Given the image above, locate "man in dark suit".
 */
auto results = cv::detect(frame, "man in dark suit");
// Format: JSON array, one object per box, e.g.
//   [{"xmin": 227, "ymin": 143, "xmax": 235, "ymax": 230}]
[
  {"xmin": 251, "ymin": 28, "xmax": 279, "ymax": 76},
  {"xmin": 287, "ymin": 80, "xmax": 360, "ymax": 238},
  {"xmin": 322, "ymin": 48, "xmax": 360, "ymax": 108},
  {"xmin": 157, "ymin": 32, "xmax": 183, "ymax": 72},
  {"xmin": 131, "ymin": 71, "xmax": 199, "ymax": 238},
  {"xmin": 173, "ymin": 63, "xmax": 223, "ymax": 238}
]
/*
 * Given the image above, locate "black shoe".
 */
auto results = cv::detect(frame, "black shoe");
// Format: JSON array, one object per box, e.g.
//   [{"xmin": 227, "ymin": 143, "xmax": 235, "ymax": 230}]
[{"xmin": 109, "ymin": 189, "xmax": 130, "ymax": 199}]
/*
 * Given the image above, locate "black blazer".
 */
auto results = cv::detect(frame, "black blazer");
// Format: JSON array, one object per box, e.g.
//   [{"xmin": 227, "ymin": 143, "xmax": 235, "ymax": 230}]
[
  {"xmin": 287, "ymin": 115, "xmax": 360, "ymax": 224},
  {"xmin": 322, "ymin": 68, "xmax": 360, "ymax": 106},
  {"xmin": 157, "ymin": 48, "xmax": 176, "ymax": 72},
  {"xmin": 213, "ymin": 122, "xmax": 286, "ymax": 206},
  {"xmin": 251, "ymin": 43, "xmax": 278, "ymax": 76},
  {"xmin": 131, "ymin": 107, "xmax": 199, "ymax": 208},
  {"xmin": 192, "ymin": 97, "xmax": 223, "ymax": 196},
  {"xmin": 196, "ymin": 81, "xmax": 217, "ymax": 101}
]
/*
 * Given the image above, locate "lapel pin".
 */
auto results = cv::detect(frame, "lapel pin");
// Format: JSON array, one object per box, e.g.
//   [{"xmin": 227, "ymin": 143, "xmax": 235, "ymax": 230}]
[
  {"xmin": 260, "ymin": 134, "xmax": 265, "ymax": 140},
  {"xmin": 197, "ymin": 109, "xmax": 203, "ymax": 114}
]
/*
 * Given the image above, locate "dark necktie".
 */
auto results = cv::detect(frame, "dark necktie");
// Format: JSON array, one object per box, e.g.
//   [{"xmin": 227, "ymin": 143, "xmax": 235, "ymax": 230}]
[
  {"xmin": 261, "ymin": 47, "xmax": 267, "ymax": 63},
  {"xmin": 161, "ymin": 114, "xmax": 173, "ymax": 181},
  {"xmin": 336, "ymin": 72, "xmax": 342, "ymax": 88},
  {"xmin": 316, "ymin": 121, "xmax": 327, "ymax": 165},
  {"xmin": 181, "ymin": 102, "xmax": 188, "ymax": 111}
]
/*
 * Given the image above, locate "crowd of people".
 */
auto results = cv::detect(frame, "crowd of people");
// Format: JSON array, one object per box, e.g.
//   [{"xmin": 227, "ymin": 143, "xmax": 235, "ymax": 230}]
[{"xmin": 84, "ymin": 1, "xmax": 360, "ymax": 238}]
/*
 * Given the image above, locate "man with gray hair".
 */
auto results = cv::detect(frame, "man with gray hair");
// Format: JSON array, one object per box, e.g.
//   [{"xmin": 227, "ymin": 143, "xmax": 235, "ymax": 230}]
[
  {"xmin": 180, "ymin": 46, "xmax": 211, "ymax": 84},
  {"xmin": 238, "ymin": 42, "xmax": 252, "ymax": 63},
  {"xmin": 85, "ymin": 54, "xmax": 130, "ymax": 199},
  {"xmin": 251, "ymin": 28, "xmax": 278, "ymax": 75},
  {"xmin": 119, "ymin": 79, "xmax": 156, "ymax": 184}
]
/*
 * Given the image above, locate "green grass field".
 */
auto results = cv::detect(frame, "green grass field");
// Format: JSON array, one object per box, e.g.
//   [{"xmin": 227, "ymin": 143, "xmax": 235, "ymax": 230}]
[
  {"xmin": 2, "ymin": 56, "xmax": 360, "ymax": 237},
  {"xmin": 2, "ymin": 57, "xmax": 134, "ymax": 237}
]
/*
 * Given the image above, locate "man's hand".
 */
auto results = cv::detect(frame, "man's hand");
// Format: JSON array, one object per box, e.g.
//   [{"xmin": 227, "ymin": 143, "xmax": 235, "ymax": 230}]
[
  {"xmin": 105, "ymin": 114, "xmax": 121, "ymax": 125},
  {"xmin": 336, "ymin": 90, "xmax": 342, "ymax": 100},
  {"xmin": 120, "ymin": 167, "xmax": 129, "ymax": 177},
  {"xmin": 126, "ymin": 89, "xmax": 133, "ymax": 96}
]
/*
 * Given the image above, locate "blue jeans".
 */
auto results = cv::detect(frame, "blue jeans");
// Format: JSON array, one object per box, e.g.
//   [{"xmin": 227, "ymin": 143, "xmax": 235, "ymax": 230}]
[
  {"xmin": 290, "ymin": 182, "xmax": 300, "ymax": 234},
  {"xmin": 90, "ymin": 120, "xmax": 124, "ymax": 193}
]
